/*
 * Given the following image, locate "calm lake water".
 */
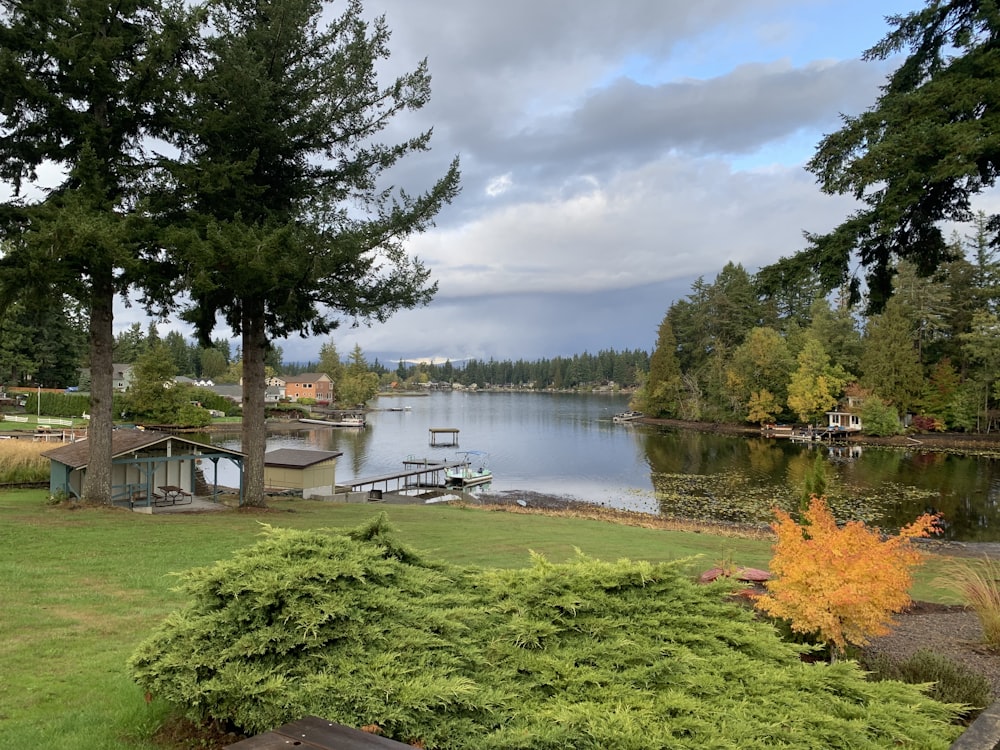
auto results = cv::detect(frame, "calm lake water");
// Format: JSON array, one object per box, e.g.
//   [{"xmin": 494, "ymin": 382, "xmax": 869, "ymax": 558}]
[{"xmin": 209, "ymin": 391, "xmax": 1000, "ymax": 542}]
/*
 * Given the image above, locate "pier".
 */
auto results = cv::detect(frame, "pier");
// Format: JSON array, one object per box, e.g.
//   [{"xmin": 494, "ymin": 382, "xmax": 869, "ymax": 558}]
[{"xmin": 344, "ymin": 459, "xmax": 469, "ymax": 495}]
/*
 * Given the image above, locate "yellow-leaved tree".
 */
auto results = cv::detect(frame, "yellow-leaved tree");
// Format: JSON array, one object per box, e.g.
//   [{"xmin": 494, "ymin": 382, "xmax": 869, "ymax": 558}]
[{"xmin": 754, "ymin": 496, "xmax": 939, "ymax": 656}]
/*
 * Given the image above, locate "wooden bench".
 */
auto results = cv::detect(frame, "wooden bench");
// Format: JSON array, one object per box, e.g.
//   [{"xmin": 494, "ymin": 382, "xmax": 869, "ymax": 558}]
[{"xmin": 225, "ymin": 715, "xmax": 419, "ymax": 749}]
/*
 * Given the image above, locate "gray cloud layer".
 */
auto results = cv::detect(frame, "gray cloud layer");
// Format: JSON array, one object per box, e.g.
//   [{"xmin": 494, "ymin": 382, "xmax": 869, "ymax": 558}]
[{"xmin": 109, "ymin": 1, "xmax": 915, "ymax": 363}]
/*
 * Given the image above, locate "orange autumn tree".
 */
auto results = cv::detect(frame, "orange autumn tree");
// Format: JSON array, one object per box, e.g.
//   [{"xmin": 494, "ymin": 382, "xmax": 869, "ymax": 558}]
[{"xmin": 754, "ymin": 496, "xmax": 939, "ymax": 655}]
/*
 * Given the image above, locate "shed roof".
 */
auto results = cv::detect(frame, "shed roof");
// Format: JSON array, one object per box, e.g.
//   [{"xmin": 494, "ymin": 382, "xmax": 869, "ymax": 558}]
[
  {"xmin": 42, "ymin": 430, "xmax": 244, "ymax": 469},
  {"xmin": 264, "ymin": 448, "xmax": 342, "ymax": 469}
]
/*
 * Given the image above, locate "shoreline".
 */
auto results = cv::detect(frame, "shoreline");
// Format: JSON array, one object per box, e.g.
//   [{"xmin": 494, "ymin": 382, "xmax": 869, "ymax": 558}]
[
  {"xmin": 639, "ymin": 417, "xmax": 1000, "ymax": 455},
  {"xmin": 472, "ymin": 489, "xmax": 1000, "ymax": 559}
]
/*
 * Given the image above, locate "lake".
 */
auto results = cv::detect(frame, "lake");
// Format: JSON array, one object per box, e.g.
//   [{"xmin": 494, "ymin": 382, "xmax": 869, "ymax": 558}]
[{"xmin": 209, "ymin": 390, "xmax": 1000, "ymax": 542}]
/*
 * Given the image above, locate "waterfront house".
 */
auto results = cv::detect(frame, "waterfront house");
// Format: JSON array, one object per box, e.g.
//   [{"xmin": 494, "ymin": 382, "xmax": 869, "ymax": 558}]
[
  {"xmin": 284, "ymin": 373, "xmax": 333, "ymax": 403},
  {"xmin": 826, "ymin": 388, "xmax": 866, "ymax": 433}
]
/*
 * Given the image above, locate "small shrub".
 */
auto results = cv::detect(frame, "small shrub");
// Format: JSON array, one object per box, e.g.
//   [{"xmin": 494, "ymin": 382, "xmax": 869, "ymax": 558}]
[
  {"xmin": 754, "ymin": 496, "xmax": 939, "ymax": 655},
  {"xmin": 937, "ymin": 557, "xmax": 1000, "ymax": 649},
  {"xmin": 860, "ymin": 395, "xmax": 901, "ymax": 436},
  {"xmin": 45, "ymin": 488, "xmax": 71, "ymax": 506},
  {"xmin": 864, "ymin": 648, "xmax": 991, "ymax": 722},
  {"xmin": 910, "ymin": 414, "xmax": 945, "ymax": 433},
  {"xmin": 174, "ymin": 403, "xmax": 212, "ymax": 428}
]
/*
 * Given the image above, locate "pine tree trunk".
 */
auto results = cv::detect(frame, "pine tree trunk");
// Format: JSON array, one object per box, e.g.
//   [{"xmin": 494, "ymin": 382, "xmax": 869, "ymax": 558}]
[
  {"xmin": 241, "ymin": 305, "xmax": 267, "ymax": 507},
  {"xmin": 82, "ymin": 285, "xmax": 114, "ymax": 504}
]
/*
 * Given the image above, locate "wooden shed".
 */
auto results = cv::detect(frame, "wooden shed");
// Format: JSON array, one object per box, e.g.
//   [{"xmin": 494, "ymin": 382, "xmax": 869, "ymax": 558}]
[
  {"xmin": 42, "ymin": 430, "xmax": 245, "ymax": 507},
  {"xmin": 264, "ymin": 448, "xmax": 342, "ymax": 498}
]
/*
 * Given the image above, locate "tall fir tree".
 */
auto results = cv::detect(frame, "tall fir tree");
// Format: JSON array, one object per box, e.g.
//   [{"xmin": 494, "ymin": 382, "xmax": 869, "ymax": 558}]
[
  {"xmin": 638, "ymin": 316, "xmax": 682, "ymax": 418},
  {"xmin": 154, "ymin": 0, "xmax": 460, "ymax": 505},
  {"xmin": 860, "ymin": 297, "xmax": 925, "ymax": 415},
  {"xmin": 762, "ymin": 0, "xmax": 1000, "ymax": 311},
  {"xmin": 0, "ymin": 0, "xmax": 192, "ymax": 502}
]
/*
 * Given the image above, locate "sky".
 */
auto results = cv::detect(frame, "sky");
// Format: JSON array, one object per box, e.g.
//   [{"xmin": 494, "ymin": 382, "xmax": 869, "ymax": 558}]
[
  {"xmin": 24, "ymin": 0, "xmax": 935, "ymax": 366},
  {"xmin": 305, "ymin": 0, "xmax": 920, "ymax": 366}
]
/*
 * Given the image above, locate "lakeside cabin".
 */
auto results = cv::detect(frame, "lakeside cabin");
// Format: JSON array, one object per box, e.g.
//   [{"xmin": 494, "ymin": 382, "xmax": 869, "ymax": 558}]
[{"xmin": 763, "ymin": 394, "xmax": 866, "ymax": 440}]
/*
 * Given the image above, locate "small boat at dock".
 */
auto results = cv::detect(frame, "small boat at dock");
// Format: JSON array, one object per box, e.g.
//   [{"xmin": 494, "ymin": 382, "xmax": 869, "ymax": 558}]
[
  {"xmin": 613, "ymin": 410, "xmax": 643, "ymax": 423},
  {"xmin": 299, "ymin": 415, "xmax": 366, "ymax": 428},
  {"xmin": 445, "ymin": 450, "xmax": 492, "ymax": 488}
]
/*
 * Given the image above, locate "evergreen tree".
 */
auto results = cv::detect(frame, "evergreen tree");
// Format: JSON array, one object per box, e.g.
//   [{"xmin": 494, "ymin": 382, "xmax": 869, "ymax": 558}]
[
  {"xmin": 163, "ymin": 330, "xmax": 192, "ymax": 377},
  {"xmin": 337, "ymin": 344, "xmax": 378, "ymax": 406},
  {"xmin": 860, "ymin": 297, "xmax": 924, "ymax": 415},
  {"xmin": 892, "ymin": 260, "xmax": 952, "ymax": 363},
  {"xmin": 0, "ymin": 0, "xmax": 191, "ymax": 502},
  {"xmin": 637, "ymin": 316, "xmax": 682, "ymax": 417},
  {"xmin": 799, "ymin": 0, "xmax": 1000, "ymax": 310},
  {"xmin": 960, "ymin": 310, "xmax": 1000, "ymax": 428},
  {"xmin": 157, "ymin": 0, "xmax": 460, "ymax": 505},
  {"xmin": 706, "ymin": 262, "xmax": 759, "ymax": 351},
  {"xmin": 0, "ymin": 296, "xmax": 85, "ymax": 387},
  {"xmin": 921, "ymin": 358, "xmax": 962, "ymax": 428},
  {"xmin": 113, "ymin": 323, "xmax": 148, "ymax": 363},
  {"xmin": 317, "ymin": 339, "xmax": 344, "ymax": 391},
  {"xmin": 805, "ymin": 297, "xmax": 863, "ymax": 378}
]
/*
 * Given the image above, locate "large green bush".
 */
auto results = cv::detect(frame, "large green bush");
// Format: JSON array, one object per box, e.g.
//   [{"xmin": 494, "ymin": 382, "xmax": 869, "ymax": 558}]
[{"xmin": 129, "ymin": 515, "xmax": 961, "ymax": 749}]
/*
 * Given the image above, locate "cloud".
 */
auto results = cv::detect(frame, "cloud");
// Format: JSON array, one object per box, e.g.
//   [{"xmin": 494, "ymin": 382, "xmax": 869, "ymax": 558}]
[{"xmin": 12, "ymin": 0, "xmax": 937, "ymax": 367}]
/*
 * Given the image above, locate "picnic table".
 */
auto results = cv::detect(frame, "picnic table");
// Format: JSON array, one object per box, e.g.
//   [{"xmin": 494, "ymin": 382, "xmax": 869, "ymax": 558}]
[{"xmin": 155, "ymin": 485, "xmax": 193, "ymax": 506}]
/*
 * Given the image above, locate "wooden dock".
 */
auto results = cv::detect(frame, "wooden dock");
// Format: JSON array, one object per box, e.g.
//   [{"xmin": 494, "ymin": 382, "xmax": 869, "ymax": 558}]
[
  {"xmin": 762, "ymin": 424, "xmax": 850, "ymax": 444},
  {"xmin": 345, "ymin": 459, "xmax": 468, "ymax": 494}
]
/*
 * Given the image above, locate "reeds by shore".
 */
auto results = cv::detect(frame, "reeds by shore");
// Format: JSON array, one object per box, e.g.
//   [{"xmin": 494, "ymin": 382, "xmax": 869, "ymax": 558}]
[{"xmin": 0, "ymin": 440, "xmax": 49, "ymax": 483}]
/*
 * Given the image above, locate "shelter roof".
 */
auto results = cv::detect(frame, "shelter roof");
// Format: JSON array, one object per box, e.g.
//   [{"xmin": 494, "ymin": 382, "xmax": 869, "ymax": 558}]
[{"xmin": 41, "ymin": 430, "xmax": 244, "ymax": 469}]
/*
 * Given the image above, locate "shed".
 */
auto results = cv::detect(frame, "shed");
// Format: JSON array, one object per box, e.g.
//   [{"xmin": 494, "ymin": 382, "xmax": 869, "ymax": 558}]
[
  {"xmin": 42, "ymin": 430, "xmax": 245, "ymax": 508},
  {"xmin": 264, "ymin": 448, "xmax": 342, "ymax": 498}
]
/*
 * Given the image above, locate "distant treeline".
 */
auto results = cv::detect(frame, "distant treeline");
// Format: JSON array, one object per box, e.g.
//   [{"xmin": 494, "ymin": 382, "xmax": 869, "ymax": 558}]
[
  {"xmin": 388, "ymin": 349, "xmax": 650, "ymax": 390},
  {"xmin": 0, "ymin": 303, "xmax": 651, "ymax": 393}
]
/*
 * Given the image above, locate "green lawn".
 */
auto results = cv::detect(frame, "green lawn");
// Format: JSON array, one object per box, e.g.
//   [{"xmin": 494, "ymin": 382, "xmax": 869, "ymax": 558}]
[{"xmin": 0, "ymin": 489, "xmax": 962, "ymax": 749}]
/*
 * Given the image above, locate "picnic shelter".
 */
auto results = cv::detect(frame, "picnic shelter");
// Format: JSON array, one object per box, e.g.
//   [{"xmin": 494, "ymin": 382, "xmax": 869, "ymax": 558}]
[{"xmin": 42, "ymin": 430, "xmax": 245, "ymax": 509}]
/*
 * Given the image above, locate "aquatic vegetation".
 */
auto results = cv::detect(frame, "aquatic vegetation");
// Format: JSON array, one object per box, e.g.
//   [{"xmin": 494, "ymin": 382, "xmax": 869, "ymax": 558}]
[{"xmin": 651, "ymin": 470, "xmax": 938, "ymax": 531}]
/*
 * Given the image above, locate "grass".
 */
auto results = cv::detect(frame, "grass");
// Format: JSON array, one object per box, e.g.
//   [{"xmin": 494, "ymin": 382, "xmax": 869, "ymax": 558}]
[
  {"xmin": 0, "ymin": 440, "xmax": 51, "ymax": 482},
  {"xmin": 0, "ymin": 488, "xmax": 965, "ymax": 749},
  {"xmin": 1, "ymin": 413, "xmax": 90, "ymax": 429},
  {"xmin": 936, "ymin": 556, "xmax": 1000, "ymax": 647}
]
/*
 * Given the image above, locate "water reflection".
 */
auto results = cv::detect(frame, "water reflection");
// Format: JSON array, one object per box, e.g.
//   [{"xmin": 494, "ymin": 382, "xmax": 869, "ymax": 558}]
[
  {"xmin": 641, "ymin": 429, "xmax": 1000, "ymax": 541},
  {"xmin": 200, "ymin": 391, "xmax": 1000, "ymax": 542}
]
